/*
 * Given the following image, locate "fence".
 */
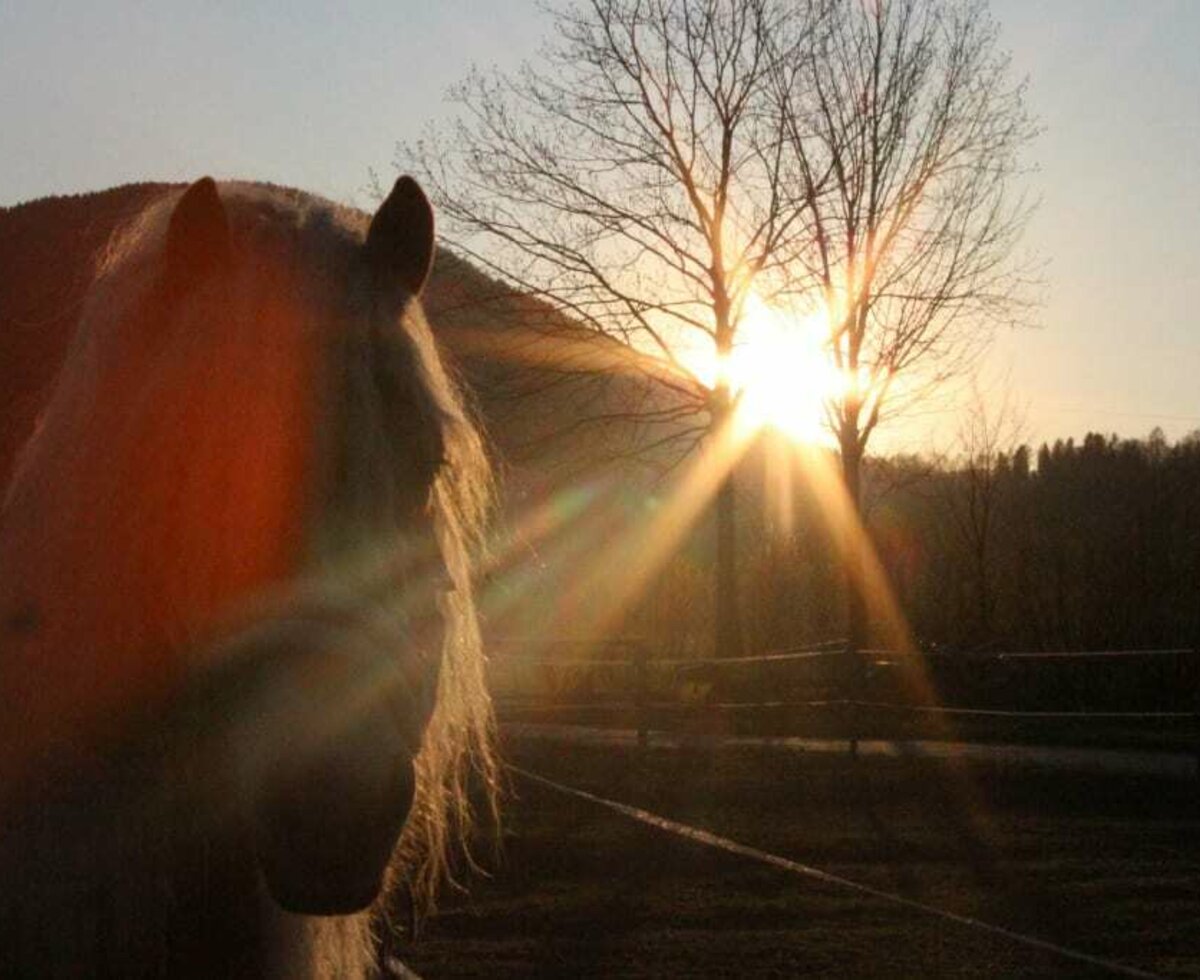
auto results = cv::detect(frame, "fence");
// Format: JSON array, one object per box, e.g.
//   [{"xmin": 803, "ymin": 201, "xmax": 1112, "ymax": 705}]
[{"xmin": 488, "ymin": 641, "xmax": 1200, "ymax": 763}]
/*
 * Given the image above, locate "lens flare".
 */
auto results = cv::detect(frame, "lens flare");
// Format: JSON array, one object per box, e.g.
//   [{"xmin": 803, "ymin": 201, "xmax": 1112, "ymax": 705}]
[{"xmin": 684, "ymin": 293, "xmax": 846, "ymax": 444}]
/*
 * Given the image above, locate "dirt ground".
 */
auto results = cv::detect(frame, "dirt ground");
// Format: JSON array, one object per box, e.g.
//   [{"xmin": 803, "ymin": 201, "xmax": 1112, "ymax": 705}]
[{"xmin": 399, "ymin": 732, "xmax": 1200, "ymax": 978}]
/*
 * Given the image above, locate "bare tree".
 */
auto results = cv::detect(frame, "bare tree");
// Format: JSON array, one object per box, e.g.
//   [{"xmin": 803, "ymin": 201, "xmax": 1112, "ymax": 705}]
[
  {"xmin": 777, "ymin": 0, "xmax": 1039, "ymax": 650},
  {"xmin": 940, "ymin": 378, "xmax": 1027, "ymax": 643},
  {"xmin": 403, "ymin": 0, "xmax": 828, "ymax": 658}
]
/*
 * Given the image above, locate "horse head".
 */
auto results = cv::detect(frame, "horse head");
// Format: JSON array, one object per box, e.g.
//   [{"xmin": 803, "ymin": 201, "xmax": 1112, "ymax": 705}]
[{"xmin": 0, "ymin": 175, "xmax": 496, "ymax": 975}]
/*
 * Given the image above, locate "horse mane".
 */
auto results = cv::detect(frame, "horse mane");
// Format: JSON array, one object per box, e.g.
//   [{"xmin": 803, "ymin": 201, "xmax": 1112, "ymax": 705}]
[
  {"xmin": 1, "ymin": 182, "xmax": 499, "ymax": 969},
  {"xmin": 364, "ymin": 229, "xmax": 501, "ymax": 920}
]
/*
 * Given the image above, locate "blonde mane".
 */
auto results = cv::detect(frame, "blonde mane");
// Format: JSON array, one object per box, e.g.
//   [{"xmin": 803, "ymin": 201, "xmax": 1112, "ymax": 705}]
[{"xmin": 0, "ymin": 182, "xmax": 498, "ymax": 977}]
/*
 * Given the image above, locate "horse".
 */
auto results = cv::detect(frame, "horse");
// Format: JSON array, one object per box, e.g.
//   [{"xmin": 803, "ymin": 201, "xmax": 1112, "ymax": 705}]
[{"xmin": 0, "ymin": 176, "xmax": 498, "ymax": 977}]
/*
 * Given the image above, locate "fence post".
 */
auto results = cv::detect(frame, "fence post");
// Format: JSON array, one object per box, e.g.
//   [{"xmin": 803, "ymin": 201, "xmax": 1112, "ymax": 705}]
[
  {"xmin": 756, "ymin": 650, "xmax": 766, "ymax": 741},
  {"xmin": 635, "ymin": 642, "xmax": 648, "ymax": 751},
  {"xmin": 847, "ymin": 649, "xmax": 865, "ymax": 761},
  {"xmin": 1191, "ymin": 648, "xmax": 1199, "ymax": 784}
]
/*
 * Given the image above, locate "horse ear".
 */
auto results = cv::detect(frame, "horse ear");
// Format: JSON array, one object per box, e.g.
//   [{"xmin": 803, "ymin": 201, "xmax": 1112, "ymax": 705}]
[
  {"xmin": 165, "ymin": 177, "xmax": 231, "ymax": 292},
  {"xmin": 364, "ymin": 176, "xmax": 435, "ymax": 296}
]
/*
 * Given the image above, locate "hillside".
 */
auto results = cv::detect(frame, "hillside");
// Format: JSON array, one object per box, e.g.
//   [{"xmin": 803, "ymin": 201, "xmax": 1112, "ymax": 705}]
[
  {"xmin": 0, "ymin": 184, "xmax": 173, "ymax": 486},
  {"xmin": 0, "ymin": 183, "xmax": 705, "ymax": 492}
]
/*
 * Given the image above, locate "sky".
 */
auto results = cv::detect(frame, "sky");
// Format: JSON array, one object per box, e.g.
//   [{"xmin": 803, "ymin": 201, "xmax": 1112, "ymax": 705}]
[{"xmin": 1, "ymin": 0, "xmax": 1198, "ymax": 454}]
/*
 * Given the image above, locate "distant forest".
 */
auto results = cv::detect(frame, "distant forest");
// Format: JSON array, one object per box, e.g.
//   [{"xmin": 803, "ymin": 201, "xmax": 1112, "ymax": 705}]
[
  {"xmin": 4, "ymin": 187, "xmax": 1197, "ymax": 658},
  {"xmin": 697, "ymin": 430, "xmax": 1200, "ymax": 658}
]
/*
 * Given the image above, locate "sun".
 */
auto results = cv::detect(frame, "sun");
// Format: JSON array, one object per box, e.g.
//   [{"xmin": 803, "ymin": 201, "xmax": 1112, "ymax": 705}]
[{"xmin": 685, "ymin": 293, "xmax": 846, "ymax": 444}]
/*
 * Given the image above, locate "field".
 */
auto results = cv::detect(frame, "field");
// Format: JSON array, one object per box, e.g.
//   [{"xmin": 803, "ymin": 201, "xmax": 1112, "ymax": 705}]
[{"xmin": 401, "ymin": 731, "xmax": 1200, "ymax": 978}]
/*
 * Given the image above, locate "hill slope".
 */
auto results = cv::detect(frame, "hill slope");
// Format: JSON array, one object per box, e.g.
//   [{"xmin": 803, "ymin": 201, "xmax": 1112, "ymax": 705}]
[{"xmin": 0, "ymin": 183, "xmax": 704, "ymax": 490}]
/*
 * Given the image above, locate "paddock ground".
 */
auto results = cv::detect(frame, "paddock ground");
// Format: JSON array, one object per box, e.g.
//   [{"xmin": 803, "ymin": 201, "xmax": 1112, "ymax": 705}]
[{"xmin": 399, "ymin": 732, "xmax": 1200, "ymax": 978}]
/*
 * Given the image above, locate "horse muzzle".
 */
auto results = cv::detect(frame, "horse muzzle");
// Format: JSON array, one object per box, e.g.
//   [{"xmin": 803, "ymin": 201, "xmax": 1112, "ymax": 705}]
[{"xmin": 231, "ymin": 602, "xmax": 444, "ymax": 915}]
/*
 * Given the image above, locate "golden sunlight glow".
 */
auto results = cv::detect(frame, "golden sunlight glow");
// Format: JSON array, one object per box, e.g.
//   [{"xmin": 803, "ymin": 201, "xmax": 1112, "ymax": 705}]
[{"xmin": 686, "ymin": 293, "xmax": 847, "ymax": 444}]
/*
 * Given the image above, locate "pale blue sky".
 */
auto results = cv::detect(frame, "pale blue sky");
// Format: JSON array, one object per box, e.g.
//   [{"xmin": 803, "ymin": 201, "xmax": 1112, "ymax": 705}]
[
  {"xmin": 1, "ymin": 1, "xmax": 1198, "ymax": 451},
  {"xmin": 987, "ymin": 0, "xmax": 1200, "ymax": 450}
]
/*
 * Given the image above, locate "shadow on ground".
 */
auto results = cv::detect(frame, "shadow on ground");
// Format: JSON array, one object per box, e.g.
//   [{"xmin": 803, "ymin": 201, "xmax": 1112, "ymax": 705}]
[{"xmin": 401, "ymin": 735, "xmax": 1200, "ymax": 978}]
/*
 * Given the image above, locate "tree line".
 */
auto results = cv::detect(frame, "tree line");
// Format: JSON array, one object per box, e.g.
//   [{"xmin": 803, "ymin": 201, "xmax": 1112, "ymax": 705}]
[{"xmin": 617, "ymin": 427, "xmax": 1200, "ymax": 659}]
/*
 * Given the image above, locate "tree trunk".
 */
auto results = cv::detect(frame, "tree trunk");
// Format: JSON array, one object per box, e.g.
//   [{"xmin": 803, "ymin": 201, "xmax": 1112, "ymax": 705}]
[
  {"xmin": 975, "ymin": 542, "xmax": 991, "ymax": 644},
  {"xmin": 715, "ymin": 470, "xmax": 742, "ymax": 659},
  {"xmin": 840, "ymin": 438, "xmax": 867, "ymax": 655}
]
